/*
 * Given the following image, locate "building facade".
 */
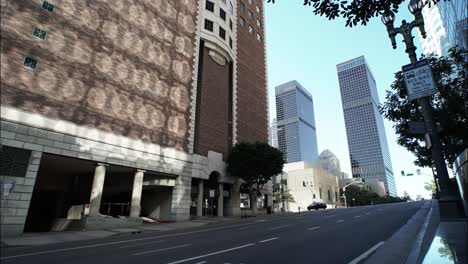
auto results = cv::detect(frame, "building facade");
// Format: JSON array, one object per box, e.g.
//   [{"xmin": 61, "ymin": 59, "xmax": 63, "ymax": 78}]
[
  {"xmin": 336, "ymin": 56, "xmax": 396, "ymax": 196},
  {"xmin": 270, "ymin": 118, "xmax": 278, "ymax": 148},
  {"xmin": 0, "ymin": 0, "xmax": 269, "ymax": 236},
  {"xmin": 275, "ymin": 80, "xmax": 319, "ymax": 164},
  {"xmin": 317, "ymin": 149, "xmax": 341, "ymax": 178},
  {"xmin": 278, "ymin": 162, "xmax": 340, "ymax": 212},
  {"xmin": 419, "ymin": 0, "xmax": 467, "ymax": 56}
]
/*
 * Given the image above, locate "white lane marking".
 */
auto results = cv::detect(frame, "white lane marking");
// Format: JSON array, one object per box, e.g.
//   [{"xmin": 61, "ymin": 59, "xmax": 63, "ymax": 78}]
[
  {"xmin": 270, "ymin": 224, "xmax": 290, "ymax": 230},
  {"xmin": 166, "ymin": 244, "xmax": 255, "ymax": 264},
  {"xmin": 0, "ymin": 221, "xmax": 263, "ymax": 260},
  {"xmin": 194, "ymin": 261, "xmax": 207, "ymax": 264},
  {"xmin": 133, "ymin": 244, "xmax": 191, "ymax": 256},
  {"xmin": 307, "ymin": 226, "xmax": 320, "ymax": 231},
  {"xmin": 2, "ymin": 212, "xmax": 309, "ymax": 260},
  {"xmin": 336, "ymin": 220, "xmax": 344, "ymax": 223},
  {"xmin": 354, "ymin": 215, "xmax": 361, "ymax": 218},
  {"xmin": 119, "ymin": 240, "xmax": 165, "ymax": 248},
  {"xmin": 348, "ymin": 241, "xmax": 385, "ymax": 264},
  {"xmin": 366, "ymin": 212, "xmax": 371, "ymax": 215},
  {"xmin": 259, "ymin": 237, "xmax": 279, "ymax": 243}
]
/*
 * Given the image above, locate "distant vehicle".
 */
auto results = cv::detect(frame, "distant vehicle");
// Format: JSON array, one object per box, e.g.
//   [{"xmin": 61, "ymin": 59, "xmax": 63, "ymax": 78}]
[{"xmin": 307, "ymin": 202, "xmax": 327, "ymax": 211}]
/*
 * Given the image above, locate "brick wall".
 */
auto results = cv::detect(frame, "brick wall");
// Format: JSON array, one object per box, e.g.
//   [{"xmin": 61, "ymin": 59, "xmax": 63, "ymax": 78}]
[
  {"xmin": 0, "ymin": 0, "xmax": 198, "ymax": 151},
  {"xmin": 195, "ymin": 46, "xmax": 231, "ymax": 159},
  {"xmin": 1, "ymin": 150, "xmax": 42, "ymax": 237},
  {"xmin": 236, "ymin": 0, "xmax": 269, "ymax": 144}
]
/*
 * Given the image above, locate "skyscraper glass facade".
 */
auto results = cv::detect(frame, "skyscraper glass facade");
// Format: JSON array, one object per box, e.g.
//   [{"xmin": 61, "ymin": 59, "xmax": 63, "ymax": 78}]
[
  {"xmin": 337, "ymin": 56, "xmax": 397, "ymax": 196},
  {"xmin": 420, "ymin": 0, "xmax": 467, "ymax": 56},
  {"xmin": 275, "ymin": 81, "xmax": 318, "ymax": 164}
]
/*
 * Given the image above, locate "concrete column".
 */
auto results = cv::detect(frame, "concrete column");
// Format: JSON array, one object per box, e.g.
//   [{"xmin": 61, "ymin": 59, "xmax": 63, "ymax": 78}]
[
  {"xmin": 197, "ymin": 180, "xmax": 203, "ymax": 217},
  {"xmin": 130, "ymin": 170, "xmax": 145, "ymax": 217},
  {"xmin": 217, "ymin": 183, "xmax": 224, "ymax": 217},
  {"xmin": 90, "ymin": 163, "xmax": 107, "ymax": 216}
]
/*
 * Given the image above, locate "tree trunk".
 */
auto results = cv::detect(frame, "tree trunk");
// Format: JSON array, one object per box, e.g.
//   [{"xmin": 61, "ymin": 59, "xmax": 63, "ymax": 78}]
[{"xmin": 251, "ymin": 191, "xmax": 258, "ymax": 216}]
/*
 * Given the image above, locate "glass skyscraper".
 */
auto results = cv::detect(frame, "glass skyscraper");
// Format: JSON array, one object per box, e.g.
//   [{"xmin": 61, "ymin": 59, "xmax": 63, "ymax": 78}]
[
  {"xmin": 419, "ymin": 0, "xmax": 467, "ymax": 56},
  {"xmin": 275, "ymin": 80, "xmax": 318, "ymax": 164},
  {"xmin": 336, "ymin": 56, "xmax": 397, "ymax": 196},
  {"xmin": 270, "ymin": 118, "xmax": 278, "ymax": 148}
]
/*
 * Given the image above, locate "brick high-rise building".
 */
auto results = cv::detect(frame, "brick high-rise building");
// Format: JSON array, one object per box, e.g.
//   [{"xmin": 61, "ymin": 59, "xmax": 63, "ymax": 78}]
[{"xmin": 0, "ymin": 0, "xmax": 269, "ymax": 237}]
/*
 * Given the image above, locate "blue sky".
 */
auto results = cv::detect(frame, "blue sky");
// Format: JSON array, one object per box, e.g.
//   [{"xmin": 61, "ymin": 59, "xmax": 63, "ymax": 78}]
[{"xmin": 265, "ymin": 1, "xmax": 433, "ymax": 198}]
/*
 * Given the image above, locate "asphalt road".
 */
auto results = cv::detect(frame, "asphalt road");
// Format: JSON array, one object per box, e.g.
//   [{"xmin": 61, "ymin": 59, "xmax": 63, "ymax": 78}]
[{"xmin": 1, "ymin": 201, "xmax": 424, "ymax": 264}]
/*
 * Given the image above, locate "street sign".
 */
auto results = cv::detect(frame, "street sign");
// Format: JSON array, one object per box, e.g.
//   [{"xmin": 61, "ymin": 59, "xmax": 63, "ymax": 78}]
[
  {"xmin": 209, "ymin": 189, "xmax": 215, "ymax": 198},
  {"xmin": 408, "ymin": 121, "xmax": 426, "ymax": 135},
  {"xmin": 84, "ymin": 204, "xmax": 90, "ymax": 215},
  {"xmin": 402, "ymin": 59, "xmax": 437, "ymax": 100}
]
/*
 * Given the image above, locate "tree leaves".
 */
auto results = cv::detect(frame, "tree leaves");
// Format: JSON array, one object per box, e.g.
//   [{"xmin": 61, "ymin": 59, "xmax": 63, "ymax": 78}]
[
  {"xmin": 266, "ymin": 0, "xmax": 446, "ymax": 27},
  {"xmin": 380, "ymin": 48, "xmax": 468, "ymax": 167},
  {"xmin": 227, "ymin": 142, "xmax": 285, "ymax": 195}
]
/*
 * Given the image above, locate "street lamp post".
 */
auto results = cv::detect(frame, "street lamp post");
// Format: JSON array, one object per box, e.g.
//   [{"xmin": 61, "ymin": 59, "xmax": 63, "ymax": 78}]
[{"xmin": 381, "ymin": 0, "xmax": 452, "ymax": 201}]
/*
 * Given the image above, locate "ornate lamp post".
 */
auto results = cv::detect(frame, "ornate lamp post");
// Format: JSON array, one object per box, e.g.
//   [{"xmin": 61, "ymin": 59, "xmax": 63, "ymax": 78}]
[{"xmin": 381, "ymin": 0, "xmax": 453, "ymax": 204}]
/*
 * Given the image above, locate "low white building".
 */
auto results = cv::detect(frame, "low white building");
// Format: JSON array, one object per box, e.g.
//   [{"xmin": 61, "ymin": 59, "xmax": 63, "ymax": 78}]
[{"xmin": 276, "ymin": 162, "xmax": 340, "ymax": 212}]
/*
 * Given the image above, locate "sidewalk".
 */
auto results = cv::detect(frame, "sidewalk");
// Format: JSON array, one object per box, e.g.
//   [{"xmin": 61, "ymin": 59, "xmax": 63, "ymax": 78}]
[
  {"xmin": 366, "ymin": 200, "xmax": 467, "ymax": 264},
  {"xmin": 0, "ymin": 220, "xmax": 210, "ymax": 247}
]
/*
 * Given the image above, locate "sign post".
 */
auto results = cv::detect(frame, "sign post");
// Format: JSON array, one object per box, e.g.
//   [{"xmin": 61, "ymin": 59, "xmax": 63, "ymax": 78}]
[{"xmin": 402, "ymin": 59, "xmax": 437, "ymax": 100}]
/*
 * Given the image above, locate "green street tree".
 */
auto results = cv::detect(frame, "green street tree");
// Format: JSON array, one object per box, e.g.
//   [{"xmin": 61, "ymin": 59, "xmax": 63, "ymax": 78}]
[
  {"xmin": 273, "ymin": 189, "xmax": 295, "ymax": 204},
  {"xmin": 345, "ymin": 185, "xmax": 407, "ymax": 206},
  {"xmin": 424, "ymin": 179, "xmax": 437, "ymax": 194},
  {"xmin": 403, "ymin": 191, "xmax": 410, "ymax": 200},
  {"xmin": 266, "ymin": 0, "xmax": 447, "ymax": 27},
  {"xmin": 380, "ymin": 48, "xmax": 468, "ymax": 167},
  {"xmin": 227, "ymin": 142, "xmax": 285, "ymax": 215}
]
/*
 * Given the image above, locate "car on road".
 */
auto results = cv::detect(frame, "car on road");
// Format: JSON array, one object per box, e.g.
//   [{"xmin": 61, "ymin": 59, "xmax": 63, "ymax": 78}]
[{"xmin": 307, "ymin": 201, "xmax": 327, "ymax": 210}]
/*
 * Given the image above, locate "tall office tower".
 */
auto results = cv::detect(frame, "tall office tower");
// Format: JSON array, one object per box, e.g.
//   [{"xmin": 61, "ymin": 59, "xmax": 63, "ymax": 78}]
[
  {"xmin": 275, "ymin": 81, "xmax": 319, "ymax": 164},
  {"xmin": 419, "ymin": 0, "xmax": 467, "ymax": 56},
  {"xmin": 270, "ymin": 118, "xmax": 278, "ymax": 148},
  {"xmin": 0, "ymin": 0, "xmax": 268, "ymax": 237},
  {"xmin": 336, "ymin": 56, "xmax": 396, "ymax": 196}
]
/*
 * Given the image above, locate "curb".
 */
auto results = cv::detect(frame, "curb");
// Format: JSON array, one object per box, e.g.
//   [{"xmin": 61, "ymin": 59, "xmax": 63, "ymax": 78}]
[
  {"xmin": 405, "ymin": 200, "xmax": 439, "ymax": 264},
  {"xmin": 365, "ymin": 200, "xmax": 438, "ymax": 264}
]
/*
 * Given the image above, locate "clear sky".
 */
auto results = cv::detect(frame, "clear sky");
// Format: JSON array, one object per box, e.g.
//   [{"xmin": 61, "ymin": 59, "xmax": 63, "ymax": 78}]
[{"xmin": 265, "ymin": 1, "xmax": 433, "ymax": 199}]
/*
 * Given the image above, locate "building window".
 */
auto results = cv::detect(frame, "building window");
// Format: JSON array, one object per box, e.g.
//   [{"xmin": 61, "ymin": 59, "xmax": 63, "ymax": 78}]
[
  {"xmin": 240, "ymin": 16, "xmax": 245, "ymax": 27},
  {"xmin": 204, "ymin": 19, "xmax": 214, "ymax": 32},
  {"xmin": 32, "ymin": 27, "xmax": 47, "ymax": 40},
  {"xmin": 205, "ymin": 0, "xmax": 214, "ymax": 12},
  {"xmin": 256, "ymin": 18, "xmax": 262, "ymax": 28},
  {"xmin": 219, "ymin": 27, "xmax": 226, "ymax": 40},
  {"xmin": 256, "ymin": 5, "xmax": 261, "ymax": 13},
  {"xmin": 220, "ymin": 8, "xmax": 226, "ymax": 20},
  {"xmin": 256, "ymin": 33, "xmax": 262, "ymax": 43},
  {"xmin": 240, "ymin": 1, "xmax": 245, "ymax": 13},
  {"xmin": 319, "ymin": 188, "xmax": 322, "ymax": 199},
  {"xmin": 248, "ymin": 10, "xmax": 253, "ymax": 20},
  {"xmin": 248, "ymin": 0, "xmax": 252, "ymax": 4},
  {"xmin": 328, "ymin": 190, "xmax": 332, "ymax": 201},
  {"xmin": 41, "ymin": 1, "xmax": 55, "ymax": 12},
  {"xmin": 230, "ymin": 19, "xmax": 233, "ymax": 30},
  {"xmin": 1, "ymin": 146, "xmax": 31, "ymax": 178},
  {"xmin": 23, "ymin": 56, "xmax": 38, "ymax": 70},
  {"xmin": 229, "ymin": 37, "xmax": 233, "ymax": 48},
  {"xmin": 248, "ymin": 25, "xmax": 253, "ymax": 34},
  {"xmin": 228, "ymin": 1, "xmax": 234, "ymax": 14}
]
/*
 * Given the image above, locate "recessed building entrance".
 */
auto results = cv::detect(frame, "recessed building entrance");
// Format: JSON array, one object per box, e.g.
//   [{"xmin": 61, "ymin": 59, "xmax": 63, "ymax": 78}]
[{"xmin": 24, "ymin": 154, "xmax": 95, "ymax": 232}]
